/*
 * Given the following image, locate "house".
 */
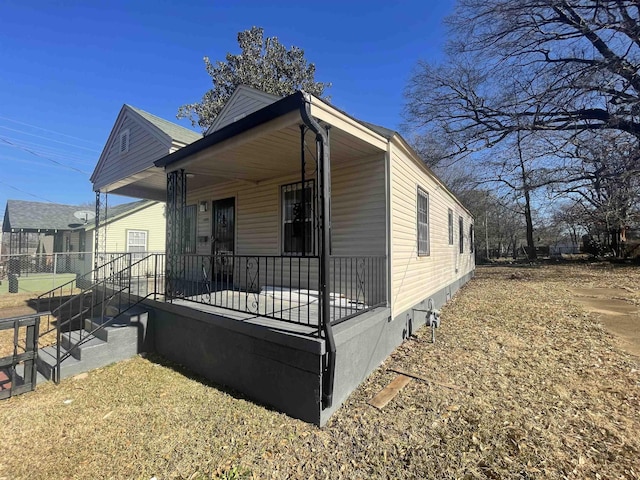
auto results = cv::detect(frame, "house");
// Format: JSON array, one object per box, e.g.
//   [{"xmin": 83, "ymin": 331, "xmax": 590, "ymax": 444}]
[
  {"xmin": 1, "ymin": 199, "xmax": 165, "ymax": 293},
  {"xmin": 91, "ymin": 104, "xmax": 202, "ymax": 201},
  {"xmin": 60, "ymin": 86, "xmax": 475, "ymax": 425}
]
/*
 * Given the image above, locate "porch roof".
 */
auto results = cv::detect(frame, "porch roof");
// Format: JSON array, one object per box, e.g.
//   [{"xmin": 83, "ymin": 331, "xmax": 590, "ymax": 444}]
[{"xmin": 151, "ymin": 91, "xmax": 389, "ymax": 191}]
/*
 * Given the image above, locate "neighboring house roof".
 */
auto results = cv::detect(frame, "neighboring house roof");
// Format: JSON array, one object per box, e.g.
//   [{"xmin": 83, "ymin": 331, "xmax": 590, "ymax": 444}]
[
  {"xmin": 3, "ymin": 200, "xmax": 83, "ymax": 232},
  {"xmin": 2, "ymin": 199, "xmax": 157, "ymax": 233},
  {"xmin": 126, "ymin": 105, "xmax": 202, "ymax": 146}
]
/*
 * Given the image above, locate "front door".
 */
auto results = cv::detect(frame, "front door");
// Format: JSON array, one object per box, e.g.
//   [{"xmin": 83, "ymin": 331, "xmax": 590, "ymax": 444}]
[{"xmin": 211, "ymin": 197, "xmax": 235, "ymax": 280}]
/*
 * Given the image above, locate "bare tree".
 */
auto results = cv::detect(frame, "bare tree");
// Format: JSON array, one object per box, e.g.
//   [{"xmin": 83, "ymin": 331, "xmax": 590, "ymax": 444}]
[
  {"xmin": 555, "ymin": 131, "xmax": 640, "ymax": 255},
  {"xmin": 405, "ymin": 1, "xmax": 640, "ymax": 155}
]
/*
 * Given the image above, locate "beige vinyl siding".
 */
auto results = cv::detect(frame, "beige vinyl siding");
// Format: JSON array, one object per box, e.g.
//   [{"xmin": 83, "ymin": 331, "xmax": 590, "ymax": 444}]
[
  {"xmin": 390, "ymin": 141, "xmax": 474, "ymax": 317},
  {"xmin": 91, "ymin": 202, "xmax": 166, "ymax": 253},
  {"xmin": 186, "ymin": 154, "xmax": 385, "ymax": 299},
  {"xmin": 93, "ymin": 114, "xmax": 170, "ymax": 191},
  {"xmin": 331, "ymin": 155, "xmax": 386, "ymax": 256},
  {"xmin": 188, "ymin": 156, "xmax": 385, "ymax": 256}
]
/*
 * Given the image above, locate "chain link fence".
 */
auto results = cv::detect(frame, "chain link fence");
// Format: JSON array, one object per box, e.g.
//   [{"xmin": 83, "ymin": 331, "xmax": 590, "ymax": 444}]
[{"xmin": 0, "ymin": 252, "xmax": 151, "ymax": 295}]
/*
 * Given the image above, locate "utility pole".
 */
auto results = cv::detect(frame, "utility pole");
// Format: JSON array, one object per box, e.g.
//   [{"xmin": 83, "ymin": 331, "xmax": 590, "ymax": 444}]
[{"xmin": 484, "ymin": 191, "xmax": 490, "ymax": 261}]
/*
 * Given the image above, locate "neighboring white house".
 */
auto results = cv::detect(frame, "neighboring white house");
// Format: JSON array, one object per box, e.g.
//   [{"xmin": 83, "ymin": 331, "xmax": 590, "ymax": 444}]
[{"xmin": 85, "ymin": 85, "xmax": 475, "ymax": 425}]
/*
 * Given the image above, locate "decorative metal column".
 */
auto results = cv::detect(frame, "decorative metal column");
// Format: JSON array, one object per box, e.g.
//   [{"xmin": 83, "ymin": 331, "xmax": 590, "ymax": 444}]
[
  {"xmin": 94, "ymin": 191, "xmax": 100, "ymax": 271},
  {"xmin": 166, "ymin": 169, "xmax": 186, "ymax": 299}
]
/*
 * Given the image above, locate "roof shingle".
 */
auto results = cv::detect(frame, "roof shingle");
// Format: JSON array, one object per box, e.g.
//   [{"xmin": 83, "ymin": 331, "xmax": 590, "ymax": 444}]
[
  {"xmin": 126, "ymin": 105, "xmax": 202, "ymax": 145},
  {"xmin": 2, "ymin": 199, "xmax": 153, "ymax": 233}
]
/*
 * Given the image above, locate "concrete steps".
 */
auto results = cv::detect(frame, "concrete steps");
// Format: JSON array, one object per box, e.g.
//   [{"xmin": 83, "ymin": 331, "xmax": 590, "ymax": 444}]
[{"xmin": 36, "ymin": 307, "xmax": 149, "ymax": 383}]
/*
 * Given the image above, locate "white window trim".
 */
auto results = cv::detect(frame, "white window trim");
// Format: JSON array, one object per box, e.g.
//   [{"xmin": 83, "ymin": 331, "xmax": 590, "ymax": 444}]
[
  {"xmin": 126, "ymin": 229, "xmax": 147, "ymax": 255},
  {"xmin": 417, "ymin": 187, "xmax": 430, "ymax": 257}
]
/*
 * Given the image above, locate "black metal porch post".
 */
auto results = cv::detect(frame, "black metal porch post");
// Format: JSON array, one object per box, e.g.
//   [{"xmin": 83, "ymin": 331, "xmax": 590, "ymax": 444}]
[
  {"xmin": 300, "ymin": 125, "xmax": 306, "ymax": 256},
  {"xmin": 94, "ymin": 191, "xmax": 100, "ymax": 271},
  {"xmin": 166, "ymin": 169, "xmax": 186, "ymax": 299}
]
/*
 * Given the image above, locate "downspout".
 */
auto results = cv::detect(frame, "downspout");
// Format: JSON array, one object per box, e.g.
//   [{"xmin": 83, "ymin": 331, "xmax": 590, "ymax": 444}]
[{"xmin": 299, "ymin": 93, "xmax": 336, "ymax": 409}]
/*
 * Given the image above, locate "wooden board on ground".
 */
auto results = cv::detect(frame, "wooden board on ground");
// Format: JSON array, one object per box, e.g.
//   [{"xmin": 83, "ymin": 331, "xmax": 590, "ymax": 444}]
[
  {"xmin": 369, "ymin": 374, "xmax": 412, "ymax": 410},
  {"xmin": 389, "ymin": 368, "xmax": 465, "ymax": 391}
]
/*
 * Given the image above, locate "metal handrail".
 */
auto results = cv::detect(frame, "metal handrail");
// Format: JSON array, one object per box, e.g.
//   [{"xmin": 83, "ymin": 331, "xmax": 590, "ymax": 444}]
[
  {"xmin": 54, "ymin": 254, "xmax": 161, "ymax": 378},
  {"xmin": 36, "ymin": 253, "xmax": 132, "ymax": 338}
]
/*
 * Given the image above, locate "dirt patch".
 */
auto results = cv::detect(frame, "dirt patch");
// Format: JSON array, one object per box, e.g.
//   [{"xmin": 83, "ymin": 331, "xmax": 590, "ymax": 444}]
[
  {"xmin": 571, "ymin": 296, "xmax": 638, "ymax": 316},
  {"xmin": 569, "ymin": 287, "xmax": 634, "ymax": 298},
  {"xmin": 569, "ymin": 287, "xmax": 640, "ymax": 357}
]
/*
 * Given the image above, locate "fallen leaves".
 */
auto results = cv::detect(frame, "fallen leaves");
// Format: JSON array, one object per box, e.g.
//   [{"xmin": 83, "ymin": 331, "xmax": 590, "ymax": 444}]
[{"xmin": 0, "ymin": 264, "xmax": 639, "ymax": 479}]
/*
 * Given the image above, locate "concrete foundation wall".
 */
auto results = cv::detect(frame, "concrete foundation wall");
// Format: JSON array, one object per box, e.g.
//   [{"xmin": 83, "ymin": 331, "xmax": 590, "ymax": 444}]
[
  {"xmin": 145, "ymin": 271, "xmax": 474, "ymax": 426},
  {"xmin": 149, "ymin": 302, "xmax": 325, "ymax": 424}
]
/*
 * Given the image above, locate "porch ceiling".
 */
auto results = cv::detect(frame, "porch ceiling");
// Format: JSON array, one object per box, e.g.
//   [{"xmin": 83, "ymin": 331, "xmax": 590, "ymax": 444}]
[
  {"xmin": 166, "ymin": 110, "xmax": 385, "ymax": 186},
  {"xmin": 99, "ymin": 168, "xmax": 167, "ymax": 202}
]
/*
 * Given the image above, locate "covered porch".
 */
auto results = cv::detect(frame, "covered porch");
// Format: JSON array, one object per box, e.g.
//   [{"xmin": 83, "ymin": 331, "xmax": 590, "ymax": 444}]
[{"xmin": 94, "ymin": 91, "xmax": 391, "ymax": 415}]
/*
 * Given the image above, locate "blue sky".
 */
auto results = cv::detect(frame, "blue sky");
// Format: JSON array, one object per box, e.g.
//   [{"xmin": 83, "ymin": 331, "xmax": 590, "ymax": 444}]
[{"xmin": 0, "ymin": 0, "xmax": 454, "ymax": 219}]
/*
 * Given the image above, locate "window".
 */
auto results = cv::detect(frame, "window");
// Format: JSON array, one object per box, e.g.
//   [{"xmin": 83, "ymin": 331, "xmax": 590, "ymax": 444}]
[
  {"xmin": 469, "ymin": 224, "xmax": 475, "ymax": 253},
  {"xmin": 127, "ymin": 230, "xmax": 147, "ymax": 261},
  {"xmin": 417, "ymin": 188, "xmax": 430, "ymax": 256},
  {"xmin": 184, "ymin": 204, "xmax": 197, "ymax": 254},
  {"xmin": 119, "ymin": 129, "xmax": 130, "ymax": 154},
  {"xmin": 459, "ymin": 217, "xmax": 464, "ymax": 253},
  {"xmin": 282, "ymin": 180, "xmax": 314, "ymax": 255},
  {"xmin": 448, "ymin": 209, "xmax": 454, "ymax": 245}
]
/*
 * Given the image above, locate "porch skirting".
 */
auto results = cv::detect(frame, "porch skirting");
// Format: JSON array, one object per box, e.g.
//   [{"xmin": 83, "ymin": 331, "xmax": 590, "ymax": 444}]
[{"xmin": 140, "ymin": 271, "xmax": 474, "ymax": 426}]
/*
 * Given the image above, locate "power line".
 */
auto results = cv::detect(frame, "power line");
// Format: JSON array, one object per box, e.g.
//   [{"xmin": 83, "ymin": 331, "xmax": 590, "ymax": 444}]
[
  {"xmin": 0, "ymin": 179, "xmax": 55, "ymax": 203},
  {"xmin": 0, "ymin": 133, "xmax": 98, "ymax": 163},
  {"xmin": 0, "ymin": 136, "xmax": 90, "ymax": 175},
  {"xmin": 0, "ymin": 154, "xmax": 90, "ymax": 172},
  {"xmin": 0, "ymin": 138, "xmax": 96, "ymax": 166},
  {"xmin": 0, "ymin": 125, "xmax": 101, "ymax": 153},
  {"xmin": 0, "ymin": 114, "xmax": 102, "ymax": 147}
]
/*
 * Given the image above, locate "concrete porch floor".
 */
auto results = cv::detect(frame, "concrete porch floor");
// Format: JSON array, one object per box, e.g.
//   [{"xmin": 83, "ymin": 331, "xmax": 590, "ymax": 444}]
[{"xmin": 167, "ymin": 288, "xmax": 373, "ymax": 336}]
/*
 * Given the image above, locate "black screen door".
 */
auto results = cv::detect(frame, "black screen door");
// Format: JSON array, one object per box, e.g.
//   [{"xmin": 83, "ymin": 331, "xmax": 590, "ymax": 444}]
[{"xmin": 212, "ymin": 197, "xmax": 235, "ymax": 279}]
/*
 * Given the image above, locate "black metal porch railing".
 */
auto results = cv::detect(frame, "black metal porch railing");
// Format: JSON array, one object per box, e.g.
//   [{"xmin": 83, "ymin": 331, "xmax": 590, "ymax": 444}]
[
  {"xmin": 166, "ymin": 254, "xmax": 387, "ymax": 331},
  {"xmin": 33, "ymin": 251, "xmax": 386, "ymax": 379},
  {"xmin": 36, "ymin": 253, "xmax": 166, "ymax": 383},
  {"xmin": 329, "ymin": 255, "xmax": 387, "ymax": 326},
  {"xmin": 36, "ymin": 252, "xmax": 134, "ymax": 334}
]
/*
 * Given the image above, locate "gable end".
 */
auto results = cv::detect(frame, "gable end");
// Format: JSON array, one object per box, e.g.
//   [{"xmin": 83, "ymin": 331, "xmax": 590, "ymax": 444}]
[{"xmin": 206, "ymin": 85, "xmax": 281, "ymax": 135}]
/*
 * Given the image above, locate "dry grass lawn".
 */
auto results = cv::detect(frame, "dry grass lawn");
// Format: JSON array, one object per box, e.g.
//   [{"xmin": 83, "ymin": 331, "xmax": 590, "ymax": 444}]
[{"xmin": 0, "ymin": 263, "xmax": 639, "ymax": 479}]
